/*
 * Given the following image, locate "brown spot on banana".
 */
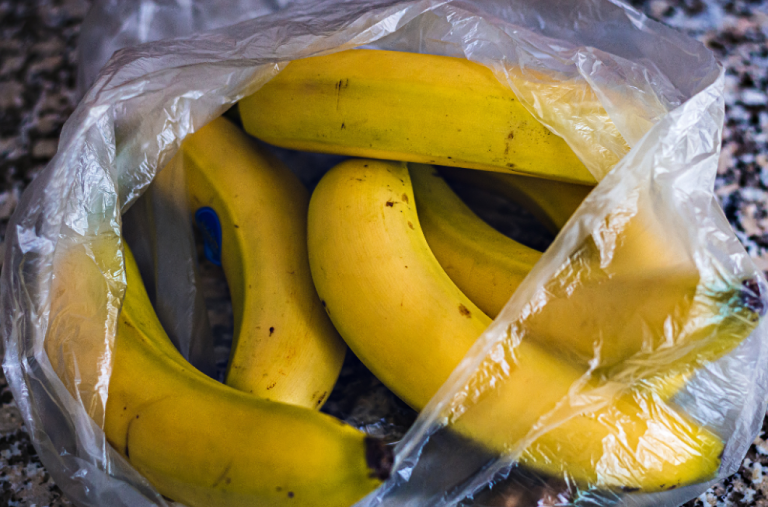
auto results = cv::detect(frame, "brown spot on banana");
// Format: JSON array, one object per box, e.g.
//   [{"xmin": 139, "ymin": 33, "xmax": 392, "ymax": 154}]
[
  {"xmin": 121, "ymin": 396, "xmax": 172, "ymax": 460},
  {"xmin": 334, "ymin": 78, "xmax": 349, "ymax": 110},
  {"xmin": 124, "ymin": 414, "xmax": 140, "ymax": 459},
  {"xmin": 212, "ymin": 461, "xmax": 234, "ymax": 488},
  {"xmin": 458, "ymin": 304, "xmax": 471, "ymax": 317}
]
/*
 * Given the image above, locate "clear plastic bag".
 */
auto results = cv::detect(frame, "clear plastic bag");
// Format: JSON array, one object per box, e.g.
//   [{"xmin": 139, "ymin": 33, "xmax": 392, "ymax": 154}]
[
  {"xmin": 76, "ymin": 0, "xmax": 290, "ymax": 96},
  {"xmin": 3, "ymin": 0, "xmax": 766, "ymax": 506}
]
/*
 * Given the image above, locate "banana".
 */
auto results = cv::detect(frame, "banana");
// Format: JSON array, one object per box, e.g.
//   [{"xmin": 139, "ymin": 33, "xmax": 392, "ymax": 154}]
[
  {"xmin": 411, "ymin": 163, "xmax": 699, "ymax": 366},
  {"xmin": 308, "ymin": 159, "xmax": 491, "ymax": 409},
  {"xmin": 306, "ymin": 158, "xmax": 731, "ymax": 491},
  {"xmin": 239, "ymin": 49, "xmax": 596, "ymax": 185},
  {"xmin": 412, "ymin": 163, "xmax": 764, "ymax": 375},
  {"xmin": 46, "ymin": 237, "xmax": 390, "ymax": 507},
  {"xmin": 409, "ymin": 164, "xmax": 542, "ymax": 319},
  {"xmin": 438, "ymin": 165, "xmax": 594, "ymax": 233},
  {"xmin": 182, "ymin": 116, "xmax": 346, "ymax": 409}
]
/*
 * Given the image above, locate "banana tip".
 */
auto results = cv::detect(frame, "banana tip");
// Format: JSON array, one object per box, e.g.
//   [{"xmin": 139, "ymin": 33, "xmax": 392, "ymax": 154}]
[{"xmin": 365, "ymin": 437, "xmax": 394, "ymax": 481}]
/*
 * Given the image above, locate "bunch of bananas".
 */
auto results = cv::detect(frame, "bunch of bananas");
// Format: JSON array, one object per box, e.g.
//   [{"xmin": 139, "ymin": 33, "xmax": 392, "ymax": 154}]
[{"xmin": 44, "ymin": 49, "xmax": 764, "ymax": 506}]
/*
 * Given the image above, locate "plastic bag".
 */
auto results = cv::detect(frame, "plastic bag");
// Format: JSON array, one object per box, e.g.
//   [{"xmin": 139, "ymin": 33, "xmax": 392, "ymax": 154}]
[
  {"xmin": 3, "ymin": 0, "xmax": 767, "ymax": 506},
  {"xmin": 76, "ymin": 0, "xmax": 291, "ymax": 96}
]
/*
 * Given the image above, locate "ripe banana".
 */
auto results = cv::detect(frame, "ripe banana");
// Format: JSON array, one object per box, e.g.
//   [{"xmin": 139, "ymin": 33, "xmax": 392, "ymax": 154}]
[
  {"xmin": 306, "ymin": 158, "xmax": 731, "ymax": 491},
  {"xmin": 413, "ymin": 163, "xmax": 763, "ymax": 376},
  {"xmin": 438, "ymin": 165, "xmax": 594, "ymax": 232},
  {"xmin": 46, "ymin": 238, "xmax": 390, "ymax": 507},
  {"xmin": 239, "ymin": 49, "xmax": 596, "ymax": 185},
  {"xmin": 182, "ymin": 116, "xmax": 345, "ymax": 409}
]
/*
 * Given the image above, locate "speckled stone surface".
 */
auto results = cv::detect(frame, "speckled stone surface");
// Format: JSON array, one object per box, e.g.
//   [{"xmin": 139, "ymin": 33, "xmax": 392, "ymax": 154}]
[{"xmin": 2, "ymin": 0, "xmax": 768, "ymax": 506}]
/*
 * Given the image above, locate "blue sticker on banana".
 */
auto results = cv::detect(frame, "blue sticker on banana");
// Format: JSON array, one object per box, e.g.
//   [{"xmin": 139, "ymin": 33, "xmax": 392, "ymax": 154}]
[{"xmin": 195, "ymin": 207, "xmax": 222, "ymax": 266}]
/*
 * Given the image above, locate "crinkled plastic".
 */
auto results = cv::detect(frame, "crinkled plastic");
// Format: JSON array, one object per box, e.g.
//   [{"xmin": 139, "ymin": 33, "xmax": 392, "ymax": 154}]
[
  {"xmin": 3, "ymin": 0, "xmax": 767, "ymax": 506},
  {"xmin": 76, "ymin": 0, "xmax": 290, "ymax": 97}
]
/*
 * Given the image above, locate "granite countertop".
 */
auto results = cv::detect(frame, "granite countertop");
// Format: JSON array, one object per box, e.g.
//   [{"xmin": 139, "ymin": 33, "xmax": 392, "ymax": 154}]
[{"xmin": 2, "ymin": 0, "xmax": 768, "ymax": 506}]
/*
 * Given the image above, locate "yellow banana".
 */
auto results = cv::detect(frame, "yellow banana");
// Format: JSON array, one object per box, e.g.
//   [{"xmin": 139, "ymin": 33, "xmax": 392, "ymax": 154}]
[
  {"xmin": 306, "ymin": 158, "xmax": 728, "ymax": 491},
  {"xmin": 414, "ymin": 164, "xmax": 762, "ymax": 375},
  {"xmin": 182, "ymin": 116, "xmax": 346, "ymax": 409},
  {"xmin": 239, "ymin": 49, "xmax": 596, "ymax": 185},
  {"xmin": 513, "ymin": 194, "xmax": 765, "ymax": 373},
  {"xmin": 413, "ymin": 165, "xmax": 696, "ymax": 367},
  {"xmin": 46, "ymin": 238, "xmax": 390, "ymax": 507},
  {"xmin": 438, "ymin": 165, "xmax": 594, "ymax": 232},
  {"xmin": 309, "ymin": 159, "xmax": 491, "ymax": 409},
  {"xmin": 412, "ymin": 163, "xmax": 697, "ymax": 366}
]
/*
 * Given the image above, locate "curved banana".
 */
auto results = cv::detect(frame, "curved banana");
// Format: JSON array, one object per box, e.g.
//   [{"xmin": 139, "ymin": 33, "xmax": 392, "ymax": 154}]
[
  {"xmin": 411, "ymin": 163, "xmax": 699, "ymax": 366},
  {"xmin": 413, "ymin": 164, "xmax": 763, "ymax": 375},
  {"xmin": 46, "ymin": 238, "xmax": 389, "ymax": 507},
  {"xmin": 309, "ymin": 159, "xmax": 491, "ymax": 409},
  {"xmin": 182, "ymin": 117, "xmax": 345, "ymax": 409},
  {"xmin": 307, "ymin": 158, "xmax": 728, "ymax": 491},
  {"xmin": 438, "ymin": 165, "xmax": 594, "ymax": 233},
  {"xmin": 410, "ymin": 164, "xmax": 542, "ymax": 319},
  {"xmin": 239, "ymin": 49, "xmax": 596, "ymax": 185}
]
